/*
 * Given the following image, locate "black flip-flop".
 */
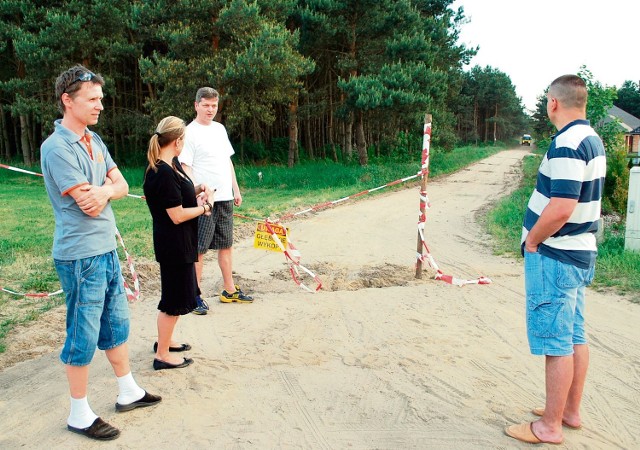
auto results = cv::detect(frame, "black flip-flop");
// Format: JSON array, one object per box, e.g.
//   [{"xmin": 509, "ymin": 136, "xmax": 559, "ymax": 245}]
[
  {"xmin": 153, "ymin": 342, "xmax": 192, "ymax": 353},
  {"xmin": 67, "ymin": 417, "xmax": 120, "ymax": 441}
]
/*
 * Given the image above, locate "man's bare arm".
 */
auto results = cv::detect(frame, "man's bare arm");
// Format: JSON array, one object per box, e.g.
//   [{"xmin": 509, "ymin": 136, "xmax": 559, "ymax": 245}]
[{"xmin": 68, "ymin": 168, "xmax": 129, "ymax": 217}]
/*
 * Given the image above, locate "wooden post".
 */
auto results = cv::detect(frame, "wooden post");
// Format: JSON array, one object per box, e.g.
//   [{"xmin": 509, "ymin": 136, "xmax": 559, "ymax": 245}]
[{"xmin": 415, "ymin": 114, "xmax": 432, "ymax": 278}]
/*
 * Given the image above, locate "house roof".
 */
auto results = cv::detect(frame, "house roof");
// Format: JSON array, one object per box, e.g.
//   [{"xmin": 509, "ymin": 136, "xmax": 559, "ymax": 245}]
[
  {"xmin": 632, "ymin": 125, "xmax": 640, "ymax": 135},
  {"xmin": 605, "ymin": 105, "xmax": 640, "ymax": 132}
]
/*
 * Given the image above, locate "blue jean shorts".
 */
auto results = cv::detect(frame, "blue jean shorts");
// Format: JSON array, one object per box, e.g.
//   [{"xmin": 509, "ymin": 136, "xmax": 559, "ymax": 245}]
[
  {"xmin": 524, "ymin": 251, "xmax": 594, "ymax": 356},
  {"xmin": 54, "ymin": 250, "xmax": 130, "ymax": 366}
]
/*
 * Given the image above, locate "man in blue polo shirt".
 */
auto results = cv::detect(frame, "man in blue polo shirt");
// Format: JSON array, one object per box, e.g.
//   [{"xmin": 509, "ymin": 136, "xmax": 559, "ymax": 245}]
[
  {"xmin": 506, "ymin": 74, "xmax": 606, "ymax": 445},
  {"xmin": 41, "ymin": 65, "xmax": 161, "ymax": 441}
]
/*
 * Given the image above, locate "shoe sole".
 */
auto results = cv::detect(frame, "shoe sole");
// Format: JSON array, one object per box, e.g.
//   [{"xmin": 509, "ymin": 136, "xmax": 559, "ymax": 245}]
[
  {"xmin": 67, "ymin": 418, "xmax": 120, "ymax": 441},
  {"xmin": 115, "ymin": 400, "xmax": 161, "ymax": 412},
  {"xmin": 68, "ymin": 426, "xmax": 120, "ymax": 441},
  {"xmin": 219, "ymin": 297, "xmax": 253, "ymax": 303},
  {"xmin": 153, "ymin": 358, "xmax": 194, "ymax": 370},
  {"xmin": 191, "ymin": 310, "xmax": 207, "ymax": 315}
]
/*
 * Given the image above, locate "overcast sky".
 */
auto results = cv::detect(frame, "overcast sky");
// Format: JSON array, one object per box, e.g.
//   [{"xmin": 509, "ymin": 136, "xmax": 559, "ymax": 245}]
[{"xmin": 452, "ymin": 0, "xmax": 640, "ymax": 112}]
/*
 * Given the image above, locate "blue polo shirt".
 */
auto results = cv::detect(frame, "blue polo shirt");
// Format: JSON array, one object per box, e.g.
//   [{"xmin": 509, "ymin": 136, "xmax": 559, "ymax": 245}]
[{"xmin": 41, "ymin": 120, "xmax": 118, "ymax": 260}]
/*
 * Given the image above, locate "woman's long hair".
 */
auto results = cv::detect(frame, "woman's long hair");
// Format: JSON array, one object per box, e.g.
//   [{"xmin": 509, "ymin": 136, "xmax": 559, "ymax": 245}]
[{"xmin": 146, "ymin": 116, "xmax": 186, "ymax": 173}]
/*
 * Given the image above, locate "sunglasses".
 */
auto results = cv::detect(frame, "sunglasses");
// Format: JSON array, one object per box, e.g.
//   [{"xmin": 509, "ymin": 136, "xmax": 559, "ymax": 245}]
[{"xmin": 65, "ymin": 71, "xmax": 96, "ymax": 92}]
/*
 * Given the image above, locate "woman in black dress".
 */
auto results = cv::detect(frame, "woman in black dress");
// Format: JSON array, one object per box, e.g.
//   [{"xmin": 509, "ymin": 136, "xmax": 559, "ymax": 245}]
[{"xmin": 143, "ymin": 116, "xmax": 214, "ymax": 370}]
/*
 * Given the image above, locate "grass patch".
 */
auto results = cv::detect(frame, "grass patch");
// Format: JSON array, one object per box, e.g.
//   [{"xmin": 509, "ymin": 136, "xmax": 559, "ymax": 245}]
[
  {"xmin": 594, "ymin": 224, "xmax": 640, "ymax": 302},
  {"xmin": 485, "ymin": 154, "xmax": 541, "ymax": 255},
  {"xmin": 0, "ymin": 144, "xmax": 502, "ymax": 352}
]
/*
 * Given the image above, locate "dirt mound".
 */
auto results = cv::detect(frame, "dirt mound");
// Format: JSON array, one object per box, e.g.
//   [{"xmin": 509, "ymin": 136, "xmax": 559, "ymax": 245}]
[{"xmin": 270, "ymin": 262, "xmax": 426, "ymax": 291}]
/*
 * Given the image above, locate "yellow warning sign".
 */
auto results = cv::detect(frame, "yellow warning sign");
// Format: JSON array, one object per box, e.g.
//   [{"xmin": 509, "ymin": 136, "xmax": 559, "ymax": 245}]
[{"xmin": 253, "ymin": 221, "xmax": 289, "ymax": 252}]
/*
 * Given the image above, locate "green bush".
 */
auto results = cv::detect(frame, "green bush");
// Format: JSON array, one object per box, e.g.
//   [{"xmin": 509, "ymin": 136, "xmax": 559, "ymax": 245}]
[{"xmin": 603, "ymin": 142, "xmax": 630, "ymax": 215}]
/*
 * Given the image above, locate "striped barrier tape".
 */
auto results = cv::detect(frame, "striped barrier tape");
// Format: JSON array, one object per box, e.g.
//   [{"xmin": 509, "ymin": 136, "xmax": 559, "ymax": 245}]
[
  {"xmin": 415, "ymin": 121, "xmax": 491, "ymax": 287},
  {"xmin": 0, "ymin": 163, "xmax": 144, "ymax": 199},
  {"xmin": 273, "ymin": 171, "xmax": 426, "ymax": 224},
  {"xmin": 0, "ymin": 286, "xmax": 63, "ymax": 298},
  {"xmin": 231, "ymin": 169, "xmax": 425, "ymax": 225},
  {"xmin": 116, "ymin": 227, "xmax": 140, "ymax": 302},
  {"xmin": 436, "ymin": 272, "xmax": 492, "ymax": 286},
  {"xmin": 0, "ymin": 163, "xmax": 44, "ymax": 177},
  {"xmin": 263, "ymin": 219, "xmax": 322, "ymax": 293}
]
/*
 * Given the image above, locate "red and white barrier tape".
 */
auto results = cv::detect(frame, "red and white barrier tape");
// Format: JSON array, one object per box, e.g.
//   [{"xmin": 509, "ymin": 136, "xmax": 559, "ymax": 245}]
[
  {"xmin": 415, "ymin": 121, "xmax": 491, "ymax": 287},
  {"xmin": 0, "ymin": 163, "xmax": 44, "ymax": 177},
  {"xmin": 264, "ymin": 219, "xmax": 322, "ymax": 293},
  {"xmin": 436, "ymin": 272, "xmax": 492, "ymax": 286},
  {"xmin": 0, "ymin": 163, "xmax": 144, "ymax": 199},
  {"xmin": 115, "ymin": 228, "xmax": 140, "ymax": 302},
  {"xmin": 274, "ymin": 171, "xmax": 426, "ymax": 223},
  {"xmin": 0, "ymin": 286, "xmax": 63, "ymax": 298},
  {"xmin": 126, "ymin": 193, "xmax": 145, "ymax": 199}
]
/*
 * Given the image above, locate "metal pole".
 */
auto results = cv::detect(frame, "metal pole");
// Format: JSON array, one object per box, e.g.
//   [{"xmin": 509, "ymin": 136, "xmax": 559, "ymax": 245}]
[{"xmin": 416, "ymin": 114, "xmax": 432, "ymax": 278}]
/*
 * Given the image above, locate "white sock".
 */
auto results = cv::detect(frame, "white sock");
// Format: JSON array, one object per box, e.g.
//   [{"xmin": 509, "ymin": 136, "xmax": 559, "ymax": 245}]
[
  {"xmin": 116, "ymin": 372, "xmax": 145, "ymax": 405},
  {"xmin": 68, "ymin": 396, "xmax": 98, "ymax": 429}
]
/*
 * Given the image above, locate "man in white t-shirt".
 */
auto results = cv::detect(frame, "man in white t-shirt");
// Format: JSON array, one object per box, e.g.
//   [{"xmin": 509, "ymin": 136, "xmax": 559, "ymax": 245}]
[{"xmin": 179, "ymin": 87, "xmax": 253, "ymax": 314}]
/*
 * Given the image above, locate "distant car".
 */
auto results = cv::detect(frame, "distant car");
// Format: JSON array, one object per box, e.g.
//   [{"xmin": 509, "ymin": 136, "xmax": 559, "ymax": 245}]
[{"xmin": 521, "ymin": 134, "xmax": 532, "ymax": 146}]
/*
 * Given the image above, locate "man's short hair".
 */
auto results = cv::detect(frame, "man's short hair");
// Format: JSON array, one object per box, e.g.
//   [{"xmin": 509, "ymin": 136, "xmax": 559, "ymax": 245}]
[
  {"xmin": 549, "ymin": 75, "xmax": 587, "ymax": 110},
  {"xmin": 55, "ymin": 65, "xmax": 105, "ymax": 114},
  {"xmin": 195, "ymin": 87, "xmax": 219, "ymax": 103}
]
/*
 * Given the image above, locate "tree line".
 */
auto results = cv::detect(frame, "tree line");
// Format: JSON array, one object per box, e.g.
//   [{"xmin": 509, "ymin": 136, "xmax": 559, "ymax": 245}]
[{"xmin": 2, "ymin": 0, "xmax": 530, "ymax": 167}]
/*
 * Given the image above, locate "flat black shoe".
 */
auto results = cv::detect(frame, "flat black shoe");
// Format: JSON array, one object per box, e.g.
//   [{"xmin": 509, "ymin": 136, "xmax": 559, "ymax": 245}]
[
  {"xmin": 67, "ymin": 417, "xmax": 120, "ymax": 441},
  {"xmin": 153, "ymin": 357, "xmax": 194, "ymax": 370},
  {"xmin": 115, "ymin": 390, "xmax": 162, "ymax": 412},
  {"xmin": 153, "ymin": 342, "xmax": 192, "ymax": 353}
]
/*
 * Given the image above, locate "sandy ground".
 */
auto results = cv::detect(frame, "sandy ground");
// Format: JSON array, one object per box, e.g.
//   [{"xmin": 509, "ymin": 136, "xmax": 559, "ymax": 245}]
[{"xmin": 0, "ymin": 148, "xmax": 638, "ymax": 449}]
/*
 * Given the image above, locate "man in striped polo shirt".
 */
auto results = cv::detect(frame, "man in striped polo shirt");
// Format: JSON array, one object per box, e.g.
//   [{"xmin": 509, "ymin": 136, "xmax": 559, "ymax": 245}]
[{"xmin": 506, "ymin": 75, "xmax": 606, "ymax": 445}]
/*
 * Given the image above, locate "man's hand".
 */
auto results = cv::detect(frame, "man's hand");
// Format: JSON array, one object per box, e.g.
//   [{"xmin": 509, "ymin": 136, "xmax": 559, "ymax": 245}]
[
  {"xmin": 68, "ymin": 169, "xmax": 127, "ymax": 217},
  {"xmin": 526, "ymin": 197, "xmax": 578, "ymax": 253},
  {"xmin": 75, "ymin": 184, "xmax": 113, "ymax": 216}
]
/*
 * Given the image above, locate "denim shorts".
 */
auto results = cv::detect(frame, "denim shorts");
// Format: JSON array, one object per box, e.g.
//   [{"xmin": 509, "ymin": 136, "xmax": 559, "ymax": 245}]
[
  {"xmin": 54, "ymin": 250, "xmax": 130, "ymax": 366},
  {"xmin": 524, "ymin": 251, "xmax": 594, "ymax": 356}
]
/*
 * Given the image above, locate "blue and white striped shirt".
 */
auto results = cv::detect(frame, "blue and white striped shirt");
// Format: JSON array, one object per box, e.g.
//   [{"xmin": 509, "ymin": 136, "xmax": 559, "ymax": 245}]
[{"xmin": 521, "ymin": 119, "xmax": 606, "ymax": 269}]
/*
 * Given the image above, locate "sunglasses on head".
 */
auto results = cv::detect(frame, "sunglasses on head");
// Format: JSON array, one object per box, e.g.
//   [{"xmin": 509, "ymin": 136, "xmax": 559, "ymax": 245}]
[{"xmin": 65, "ymin": 71, "xmax": 96, "ymax": 92}]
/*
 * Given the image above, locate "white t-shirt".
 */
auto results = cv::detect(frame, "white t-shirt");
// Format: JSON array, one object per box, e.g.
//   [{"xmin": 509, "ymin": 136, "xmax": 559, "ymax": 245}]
[{"xmin": 179, "ymin": 120, "xmax": 235, "ymax": 201}]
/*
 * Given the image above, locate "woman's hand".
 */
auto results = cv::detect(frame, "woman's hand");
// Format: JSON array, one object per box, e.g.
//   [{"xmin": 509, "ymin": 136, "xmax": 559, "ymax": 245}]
[
  {"xmin": 197, "ymin": 186, "xmax": 215, "ymax": 205},
  {"xmin": 203, "ymin": 185, "xmax": 215, "ymax": 204}
]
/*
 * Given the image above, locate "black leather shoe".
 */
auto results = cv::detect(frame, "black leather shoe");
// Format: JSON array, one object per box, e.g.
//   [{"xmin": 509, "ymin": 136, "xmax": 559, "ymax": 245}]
[
  {"xmin": 153, "ymin": 342, "xmax": 192, "ymax": 353},
  {"xmin": 115, "ymin": 390, "xmax": 162, "ymax": 412},
  {"xmin": 153, "ymin": 357, "xmax": 194, "ymax": 370},
  {"xmin": 67, "ymin": 417, "xmax": 120, "ymax": 441}
]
